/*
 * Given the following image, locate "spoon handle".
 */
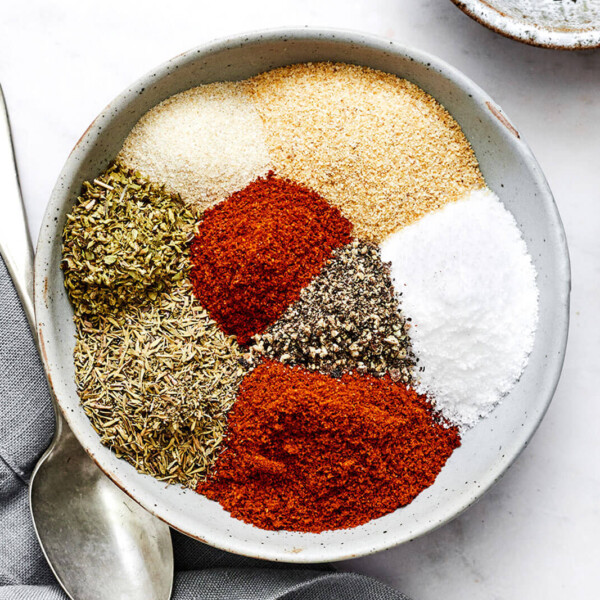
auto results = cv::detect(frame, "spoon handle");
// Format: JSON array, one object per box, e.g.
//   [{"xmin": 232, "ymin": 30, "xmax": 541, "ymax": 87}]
[
  {"xmin": 0, "ymin": 84, "xmax": 36, "ymax": 334},
  {"xmin": 0, "ymin": 82, "xmax": 72, "ymax": 507},
  {"xmin": 0, "ymin": 90, "xmax": 76, "ymax": 468},
  {"xmin": 0, "ymin": 82, "xmax": 70, "ymax": 459}
]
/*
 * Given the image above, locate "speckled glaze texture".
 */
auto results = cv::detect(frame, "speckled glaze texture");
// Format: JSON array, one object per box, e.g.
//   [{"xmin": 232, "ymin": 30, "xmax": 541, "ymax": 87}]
[
  {"xmin": 34, "ymin": 29, "xmax": 571, "ymax": 563},
  {"xmin": 452, "ymin": 0, "xmax": 600, "ymax": 49}
]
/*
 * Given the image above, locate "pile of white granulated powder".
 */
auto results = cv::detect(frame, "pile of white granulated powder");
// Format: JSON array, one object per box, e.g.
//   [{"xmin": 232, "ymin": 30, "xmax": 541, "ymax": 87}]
[
  {"xmin": 118, "ymin": 82, "xmax": 271, "ymax": 212},
  {"xmin": 381, "ymin": 188, "xmax": 539, "ymax": 429}
]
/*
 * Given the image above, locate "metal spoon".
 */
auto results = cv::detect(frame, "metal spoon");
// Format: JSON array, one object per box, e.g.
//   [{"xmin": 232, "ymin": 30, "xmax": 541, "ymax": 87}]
[{"xmin": 0, "ymin": 84, "xmax": 174, "ymax": 600}]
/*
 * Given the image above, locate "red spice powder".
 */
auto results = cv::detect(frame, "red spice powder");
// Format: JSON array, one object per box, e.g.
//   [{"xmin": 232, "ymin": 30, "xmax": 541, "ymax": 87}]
[
  {"xmin": 190, "ymin": 173, "xmax": 352, "ymax": 345},
  {"xmin": 197, "ymin": 361, "xmax": 461, "ymax": 533}
]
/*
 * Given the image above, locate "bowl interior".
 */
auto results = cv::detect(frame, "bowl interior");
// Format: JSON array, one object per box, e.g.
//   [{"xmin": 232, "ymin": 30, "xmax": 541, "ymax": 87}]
[{"xmin": 34, "ymin": 30, "xmax": 570, "ymax": 563}]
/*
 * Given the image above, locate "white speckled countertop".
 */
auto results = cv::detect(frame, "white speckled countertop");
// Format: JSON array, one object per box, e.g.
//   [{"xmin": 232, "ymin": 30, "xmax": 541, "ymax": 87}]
[{"xmin": 1, "ymin": 1, "xmax": 598, "ymax": 598}]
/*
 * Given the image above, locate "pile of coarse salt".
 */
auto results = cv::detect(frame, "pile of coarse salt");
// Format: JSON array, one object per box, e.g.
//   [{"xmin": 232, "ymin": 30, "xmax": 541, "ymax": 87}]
[
  {"xmin": 381, "ymin": 188, "xmax": 539, "ymax": 430},
  {"xmin": 118, "ymin": 82, "xmax": 271, "ymax": 212}
]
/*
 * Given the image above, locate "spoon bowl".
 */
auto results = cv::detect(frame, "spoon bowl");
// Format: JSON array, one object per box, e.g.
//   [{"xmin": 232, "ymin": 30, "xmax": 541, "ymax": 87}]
[{"xmin": 29, "ymin": 411, "xmax": 174, "ymax": 600}]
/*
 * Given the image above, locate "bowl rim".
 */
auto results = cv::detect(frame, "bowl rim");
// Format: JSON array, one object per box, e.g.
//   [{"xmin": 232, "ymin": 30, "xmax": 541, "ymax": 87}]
[
  {"xmin": 451, "ymin": 0, "xmax": 600, "ymax": 49},
  {"xmin": 34, "ymin": 27, "xmax": 571, "ymax": 562}
]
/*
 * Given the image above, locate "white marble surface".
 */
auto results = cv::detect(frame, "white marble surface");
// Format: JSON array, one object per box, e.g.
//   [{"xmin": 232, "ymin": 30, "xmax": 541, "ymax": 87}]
[{"xmin": 1, "ymin": 1, "xmax": 598, "ymax": 598}]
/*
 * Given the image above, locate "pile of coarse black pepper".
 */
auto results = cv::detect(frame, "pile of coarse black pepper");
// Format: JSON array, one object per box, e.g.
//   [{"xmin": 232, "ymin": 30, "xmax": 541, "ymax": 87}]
[{"xmin": 251, "ymin": 240, "xmax": 415, "ymax": 382}]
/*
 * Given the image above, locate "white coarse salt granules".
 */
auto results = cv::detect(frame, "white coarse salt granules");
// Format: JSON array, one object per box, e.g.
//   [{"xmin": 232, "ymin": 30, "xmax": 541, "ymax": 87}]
[
  {"xmin": 118, "ymin": 82, "xmax": 272, "ymax": 211},
  {"xmin": 381, "ymin": 188, "xmax": 539, "ymax": 430}
]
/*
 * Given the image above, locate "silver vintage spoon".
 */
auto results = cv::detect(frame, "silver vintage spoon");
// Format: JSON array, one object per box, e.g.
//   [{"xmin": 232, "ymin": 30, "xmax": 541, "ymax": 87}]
[{"xmin": 0, "ymin": 84, "xmax": 174, "ymax": 600}]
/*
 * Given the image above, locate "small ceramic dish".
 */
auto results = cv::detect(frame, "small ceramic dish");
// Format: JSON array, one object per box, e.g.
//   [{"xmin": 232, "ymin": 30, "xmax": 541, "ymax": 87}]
[
  {"xmin": 452, "ymin": 0, "xmax": 600, "ymax": 49},
  {"xmin": 34, "ymin": 29, "xmax": 570, "ymax": 563}
]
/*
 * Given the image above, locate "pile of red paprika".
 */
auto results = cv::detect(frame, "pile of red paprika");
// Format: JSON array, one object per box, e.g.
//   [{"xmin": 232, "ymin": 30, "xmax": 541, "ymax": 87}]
[
  {"xmin": 197, "ymin": 361, "xmax": 460, "ymax": 532},
  {"xmin": 190, "ymin": 172, "xmax": 351, "ymax": 345}
]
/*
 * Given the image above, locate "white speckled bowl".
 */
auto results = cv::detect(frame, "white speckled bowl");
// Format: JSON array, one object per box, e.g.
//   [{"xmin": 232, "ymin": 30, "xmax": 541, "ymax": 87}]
[
  {"xmin": 34, "ymin": 29, "xmax": 570, "ymax": 563},
  {"xmin": 452, "ymin": 0, "xmax": 600, "ymax": 49}
]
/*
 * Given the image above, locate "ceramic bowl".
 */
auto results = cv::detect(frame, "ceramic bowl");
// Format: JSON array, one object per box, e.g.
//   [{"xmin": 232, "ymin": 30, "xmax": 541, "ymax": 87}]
[
  {"xmin": 452, "ymin": 0, "xmax": 600, "ymax": 49},
  {"xmin": 34, "ymin": 29, "xmax": 570, "ymax": 563}
]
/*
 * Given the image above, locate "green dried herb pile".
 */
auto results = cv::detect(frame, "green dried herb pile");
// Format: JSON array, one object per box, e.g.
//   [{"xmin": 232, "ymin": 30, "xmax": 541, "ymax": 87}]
[
  {"xmin": 62, "ymin": 162, "xmax": 196, "ymax": 318},
  {"xmin": 74, "ymin": 280, "xmax": 251, "ymax": 486}
]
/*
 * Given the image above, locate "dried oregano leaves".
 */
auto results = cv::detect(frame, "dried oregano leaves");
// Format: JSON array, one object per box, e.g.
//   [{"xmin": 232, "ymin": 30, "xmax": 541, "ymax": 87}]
[
  {"xmin": 251, "ymin": 240, "xmax": 415, "ymax": 382},
  {"xmin": 61, "ymin": 162, "xmax": 196, "ymax": 318},
  {"xmin": 74, "ymin": 280, "xmax": 253, "ymax": 487}
]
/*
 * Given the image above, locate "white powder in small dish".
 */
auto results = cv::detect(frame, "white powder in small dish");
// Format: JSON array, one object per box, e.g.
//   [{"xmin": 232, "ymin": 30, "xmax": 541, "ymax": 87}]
[
  {"xmin": 381, "ymin": 188, "xmax": 539, "ymax": 429},
  {"xmin": 118, "ymin": 82, "xmax": 272, "ymax": 211}
]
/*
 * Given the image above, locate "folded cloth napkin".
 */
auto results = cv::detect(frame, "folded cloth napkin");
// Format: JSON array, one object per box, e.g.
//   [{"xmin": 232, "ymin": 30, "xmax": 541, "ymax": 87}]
[{"xmin": 0, "ymin": 255, "xmax": 411, "ymax": 600}]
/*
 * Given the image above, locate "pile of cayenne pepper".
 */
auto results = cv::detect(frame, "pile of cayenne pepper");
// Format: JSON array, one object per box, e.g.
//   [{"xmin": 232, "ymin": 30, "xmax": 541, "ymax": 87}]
[
  {"xmin": 190, "ymin": 172, "xmax": 352, "ymax": 345},
  {"xmin": 197, "ymin": 361, "xmax": 461, "ymax": 533}
]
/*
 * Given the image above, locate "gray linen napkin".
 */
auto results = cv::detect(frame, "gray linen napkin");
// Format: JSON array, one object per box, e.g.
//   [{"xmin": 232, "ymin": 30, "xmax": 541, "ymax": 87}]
[{"xmin": 0, "ymin": 254, "xmax": 411, "ymax": 600}]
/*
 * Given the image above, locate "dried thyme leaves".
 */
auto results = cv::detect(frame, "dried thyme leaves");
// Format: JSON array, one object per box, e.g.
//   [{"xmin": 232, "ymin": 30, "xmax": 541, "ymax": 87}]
[
  {"xmin": 62, "ymin": 163, "xmax": 196, "ymax": 318},
  {"xmin": 251, "ymin": 240, "xmax": 415, "ymax": 382},
  {"xmin": 74, "ymin": 280, "xmax": 253, "ymax": 487}
]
